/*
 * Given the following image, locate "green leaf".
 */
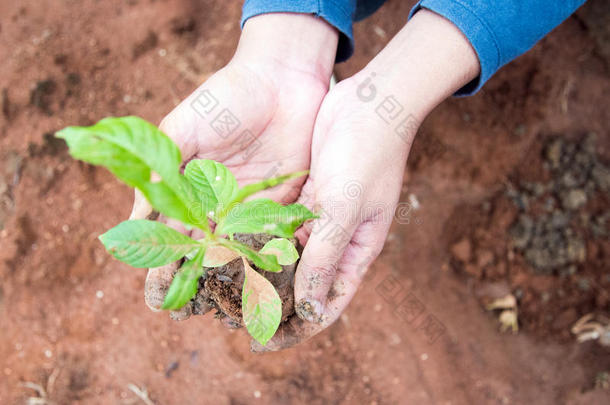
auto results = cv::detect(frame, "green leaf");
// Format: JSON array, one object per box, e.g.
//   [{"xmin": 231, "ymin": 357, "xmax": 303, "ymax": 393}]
[
  {"xmin": 231, "ymin": 171, "xmax": 308, "ymax": 204},
  {"xmin": 218, "ymin": 239, "xmax": 282, "ymax": 272},
  {"xmin": 162, "ymin": 250, "xmax": 205, "ymax": 310},
  {"xmin": 99, "ymin": 220, "xmax": 202, "ymax": 268},
  {"xmin": 259, "ymin": 238, "xmax": 299, "ymax": 265},
  {"xmin": 184, "ymin": 159, "xmax": 238, "ymax": 221},
  {"xmin": 56, "ymin": 116, "xmax": 202, "ymax": 228},
  {"xmin": 241, "ymin": 258, "xmax": 282, "ymax": 346},
  {"xmin": 217, "ymin": 199, "xmax": 317, "ymax": 239}
]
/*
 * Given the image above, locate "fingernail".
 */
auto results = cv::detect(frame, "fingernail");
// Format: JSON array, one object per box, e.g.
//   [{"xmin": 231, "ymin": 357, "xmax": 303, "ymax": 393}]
[{"xmin": 295, "ymin": 299, "xmax": 323, "ymax": 323}]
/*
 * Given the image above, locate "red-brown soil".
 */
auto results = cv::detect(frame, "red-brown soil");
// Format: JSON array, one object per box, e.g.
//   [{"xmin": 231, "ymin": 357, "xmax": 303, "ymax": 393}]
[{"xmin": 1, "ymin": 0, "xmax": 608, "ymax": 404}]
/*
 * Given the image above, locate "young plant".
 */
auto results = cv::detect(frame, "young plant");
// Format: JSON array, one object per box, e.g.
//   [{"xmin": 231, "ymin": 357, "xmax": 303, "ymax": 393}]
[{"xmin": 55, "ymin": 116, "xmax": 316, "ymax": 345}]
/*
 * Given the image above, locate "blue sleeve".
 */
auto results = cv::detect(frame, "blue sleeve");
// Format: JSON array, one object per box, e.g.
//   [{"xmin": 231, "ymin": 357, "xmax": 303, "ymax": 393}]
[
  {"xmin": 409, "ymin": 0, "xmax": 587, "ymax": 95},
  {"xmin": 241, "ymin": 0, "xmax": 358, "ymax": 62}
]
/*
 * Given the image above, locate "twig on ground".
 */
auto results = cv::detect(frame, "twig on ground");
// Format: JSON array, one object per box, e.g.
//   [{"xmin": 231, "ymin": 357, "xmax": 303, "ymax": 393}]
[{"xmin": 127, "ymin": 383, "xmax": 156, "ymax": 405}]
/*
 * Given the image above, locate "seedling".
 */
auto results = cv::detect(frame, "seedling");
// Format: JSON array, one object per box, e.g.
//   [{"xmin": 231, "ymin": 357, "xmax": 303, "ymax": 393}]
[{"xmin": 55, "ymin": 116, "xmax": 316, "ymax": 345}]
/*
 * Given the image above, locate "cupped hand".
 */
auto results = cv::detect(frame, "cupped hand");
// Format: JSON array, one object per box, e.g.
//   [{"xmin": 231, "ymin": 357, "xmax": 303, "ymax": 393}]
[
  {"xmin": 253, "ymin": 9, "xmax": 480, "ymax": 351},
  {"xmin": 252, "ymin": 75, "xmax": 416, "ymax": 350},
  {"xmin": 132, "ymin": 13, "xmax": 339, "ymax": 321}
]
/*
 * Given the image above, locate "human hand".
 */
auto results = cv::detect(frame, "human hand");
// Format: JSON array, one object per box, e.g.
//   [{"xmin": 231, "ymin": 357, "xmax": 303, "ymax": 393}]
[
  {"xmin": 131, "ymin": 13, "xmax": 339, "ymax": 321},
  {"xmin": 254, "ymin": 10, "xmax": 480, "ymax": 351}
]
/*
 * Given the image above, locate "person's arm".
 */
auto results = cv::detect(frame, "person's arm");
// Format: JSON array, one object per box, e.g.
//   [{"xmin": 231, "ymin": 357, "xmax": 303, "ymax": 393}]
[
  {"xmin": 241, "ymin": 0, "xmax": 358, "ymax": 62},
  {"xmin": 410, "ymin": 0, "xmax": 587, "ymax": 95}
]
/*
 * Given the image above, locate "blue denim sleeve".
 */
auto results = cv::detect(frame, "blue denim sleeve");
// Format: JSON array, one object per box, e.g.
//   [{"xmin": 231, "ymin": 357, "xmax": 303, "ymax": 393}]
[
  {"xmin": 409, "ymin": 0, "xmax": 587, "ymax": 95},
  {"xmin": 241, "ymin": 0, "xmax": 358, "ymax": 62}
]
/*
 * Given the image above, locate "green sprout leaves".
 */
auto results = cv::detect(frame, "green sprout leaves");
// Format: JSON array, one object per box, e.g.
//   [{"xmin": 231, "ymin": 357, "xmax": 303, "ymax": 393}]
[
  {"xmin": 99, "ymin": 220, "xmax": 201, "ymax": 268},
  {"xmin": 184, "ymin": 159, "xmax": 238, "ymax": 222},
  {"xmin": 57, "ymin": 116, "xmax": 315, "ymax": 346},
  {"xmin": 259, "ymin": 238, "xmax": 299, "ymax": 265},
  {"xmin": 241, "ymin": 258, "xmax": 282, "ymax": 346},
  {"xmin": 56, "ymin": 117, "xmax": 202, "ymax": 229},
  {"xmin": 162, "ymin": 250, "xmax": 206, "ymax": 310},
  {"xmin": 217, "ymin": 199, "xmax": 317, "ymax": 238}
]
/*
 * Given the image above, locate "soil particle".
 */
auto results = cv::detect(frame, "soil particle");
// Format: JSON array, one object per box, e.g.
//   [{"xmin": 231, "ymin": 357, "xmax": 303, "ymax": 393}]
[
  {"xmin": 30, "ymin": 79, "xmax": 57, "ymax": 115},
  {"xmin": 65, "ymin": 72, "xmax": 81, "ymax": 98},
  {"xmin": 0, "ymin": 151, "xmax": 23, "ymax": 230},
  {"xmin": 132, "ymin": 31, "xmax": 158, "ymax": 59},
  {"xmin": 28, "ymin": 132, "xmax": 68, "ymax": 158},
  {"xmin": 191, "ymin": 284, "xmax": 214, "ymax": 315},
  {"xmin": 2, "ymin": 88, "xmax": 11, "ymax": 120},
  {"xmin": 561, "ymin": 188, "xmax": 587, "ymax": 210}
]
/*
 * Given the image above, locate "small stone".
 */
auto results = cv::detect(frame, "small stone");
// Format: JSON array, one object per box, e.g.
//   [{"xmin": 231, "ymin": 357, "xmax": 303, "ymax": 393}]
[
  {"xmin": 577, "ymin": 278, "xmax": 590, "ymax": 291},
  {"xmin": 559, "ymin": 265, "xmax": 577, "ymax": 277},
  {"xmin": 96, "ymin": 290, "xmax": 104, "ymax": 299},
  {"xmin": 509, "ymin": 215, "xmax": 533, "ymax": 249},
  {"xmin": 450, "ymin": 238, "xmax": 472, "ymax": 263},
  {"xmin": 545, "ymin": 139, "xmax": 563, "ymax": 169},
  {"xmin": 561, "ymin": 189, "xmax": 587, "ymax": 210},
  {"xmin": 592, "ymin": 164, "xmax": 610, "ymax": 191},
  {"xmin": 253, "ymin": 391, "xmax": 261, "ymax": 399},
  {"xmin": 566, "ymin": 237, "xmax": 586, "ymax": 263}
]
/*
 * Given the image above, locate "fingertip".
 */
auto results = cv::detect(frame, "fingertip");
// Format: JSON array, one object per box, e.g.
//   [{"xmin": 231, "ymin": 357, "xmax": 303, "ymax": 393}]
[
  {"xmin": 144, "ymin": 264, "xmax": 177, "ymax": 312},
  {"xmin": 170, "ymin": 304, "xmax": 193, "ymax": 321},
  {"xmin": 129, "ymin": 189, "xmax": 153, "ymax": 220}
]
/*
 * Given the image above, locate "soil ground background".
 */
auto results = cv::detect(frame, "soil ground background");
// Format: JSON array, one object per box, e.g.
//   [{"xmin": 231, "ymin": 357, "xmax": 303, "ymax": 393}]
[{"xmin": 0, "ymin": 0, "xmax": 609, "ymax": 404}]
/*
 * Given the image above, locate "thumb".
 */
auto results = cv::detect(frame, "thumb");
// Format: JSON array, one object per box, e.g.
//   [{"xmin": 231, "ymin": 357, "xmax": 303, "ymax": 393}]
[{"xmin": 293, "ymin": 200, "xmax": 358, "ymax": 323}]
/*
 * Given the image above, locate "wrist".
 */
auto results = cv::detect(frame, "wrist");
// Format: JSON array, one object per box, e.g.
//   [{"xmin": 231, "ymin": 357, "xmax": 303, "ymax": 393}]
[
  {"xmin": 235, "ymin": 13, "xmax": 339, "ymax": 84},
  {"xmin": 357, "ymin": 9, "xmax": 479, "ymax": 120}
]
